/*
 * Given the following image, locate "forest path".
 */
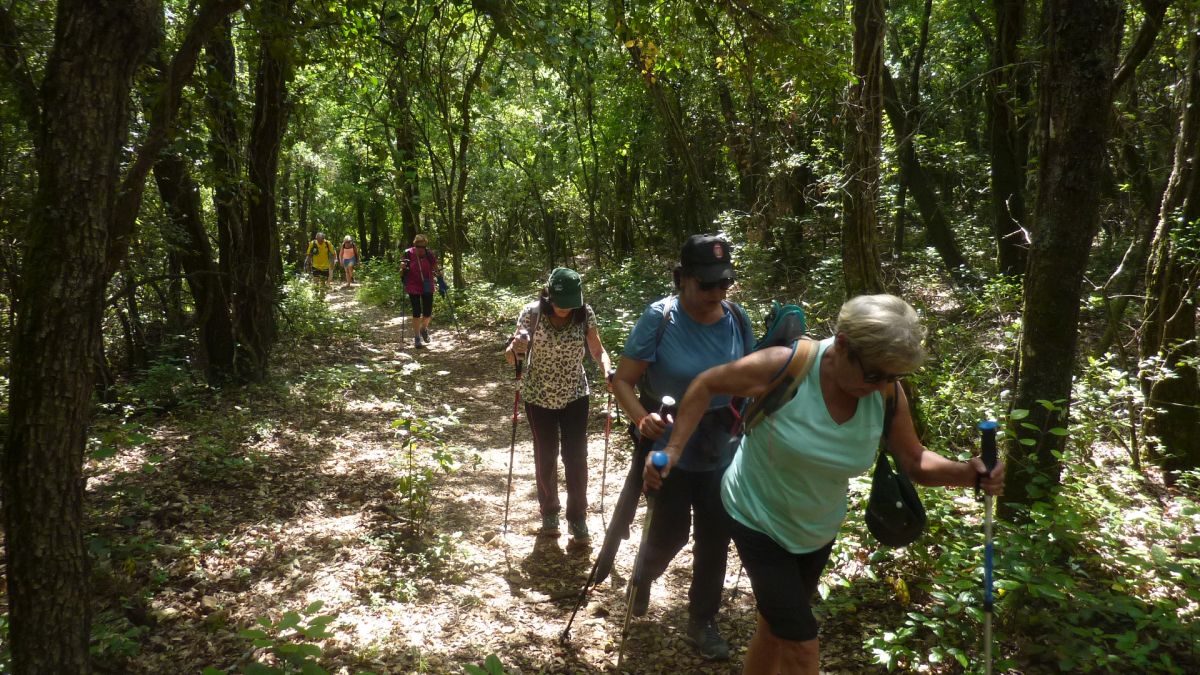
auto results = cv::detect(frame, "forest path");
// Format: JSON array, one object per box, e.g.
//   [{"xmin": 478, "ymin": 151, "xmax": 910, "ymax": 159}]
[
  {"xmin": 338, "ymin": 286, "xmax": 756, "ymax": 673},
  {"xmin": 109, "ymin": 282, "xmax": 872, "ymax": 674}
]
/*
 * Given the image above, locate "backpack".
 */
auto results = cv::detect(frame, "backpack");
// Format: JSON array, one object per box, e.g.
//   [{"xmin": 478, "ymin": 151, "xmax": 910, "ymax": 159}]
[{"xmin": 738, "ymin": 301, "xmax": 813, "ymax": 433}]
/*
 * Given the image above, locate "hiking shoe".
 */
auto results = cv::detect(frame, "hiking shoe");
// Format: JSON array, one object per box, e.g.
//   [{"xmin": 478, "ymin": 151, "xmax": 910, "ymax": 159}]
[
  {"xmin": 540, "ymin": 513, "xmax": 560, "ymax": 536},
  {"xmin": 628, "ymin": 578, "xmax": 650, "ymax": 617},
  {"xmin": 686, "ymin": 617, "xmax": 730, "ymax": 661},
  {"xmin": 414, "ymin": 336, "xmax": 424, "ymax": 349},
  {"xmin": 568, "ymin": 519, "xmax": 590, "ymax": 543},
  {"xmin": 421, "ymin": 328, "xmax": 431, "ymax": 342}
]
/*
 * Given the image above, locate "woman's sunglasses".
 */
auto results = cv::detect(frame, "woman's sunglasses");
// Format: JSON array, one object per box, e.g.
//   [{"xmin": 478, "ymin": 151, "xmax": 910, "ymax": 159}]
[
  {"xmin": 849, "ymin": 347, "xmax": 909, "ymax": 384},
  {"xmin": 697, "ymin": 278, "xmax": 734, "ymax": 291}
]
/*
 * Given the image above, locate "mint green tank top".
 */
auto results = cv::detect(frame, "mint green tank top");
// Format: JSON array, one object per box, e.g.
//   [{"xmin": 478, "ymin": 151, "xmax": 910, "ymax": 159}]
[{"xmin": 721, "ymin": 337, "xmax": 883, "ymax": 553}]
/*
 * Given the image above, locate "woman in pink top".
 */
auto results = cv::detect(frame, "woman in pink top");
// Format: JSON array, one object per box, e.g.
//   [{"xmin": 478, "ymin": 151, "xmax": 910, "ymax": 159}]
[{"xmin": 340, "ymin": 235, "xmax": 360, "ymax": 287}]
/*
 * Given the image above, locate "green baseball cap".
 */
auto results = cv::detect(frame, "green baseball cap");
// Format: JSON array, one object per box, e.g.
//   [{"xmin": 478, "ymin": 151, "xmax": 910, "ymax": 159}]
[{"xmin": 547, "ymin": 267, "xmax": 584, "ymax": 309}]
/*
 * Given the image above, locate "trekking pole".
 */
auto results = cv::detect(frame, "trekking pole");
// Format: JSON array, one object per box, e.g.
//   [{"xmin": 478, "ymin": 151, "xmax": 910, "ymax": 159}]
[
  {"xmin": 561, "ymin": 395, "xmax": 672, "ymax": 646},
  {"xmin": 979, "ymin": 420, "xmax": 999, "ymax": 675},
  {"xmin": 616, "ymin": 448, "xmax": 669, "ymax": 671},
  {"xmin": 599, "ymin": 369, "xmax": 616, "ymax": 531},
  {"xmin": 502, "ymin": 330, "xmax": 529, "ymax": 535}
]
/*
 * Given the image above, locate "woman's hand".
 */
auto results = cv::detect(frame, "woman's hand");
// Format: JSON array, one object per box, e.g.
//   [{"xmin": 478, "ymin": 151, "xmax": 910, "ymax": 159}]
[
  {"xmin": 642, "ymin": 443, "xmax": 680, "ymax": 491},
  {"xmin": 636, "ymin": 410, "xmax": 670, "ymax": 442},
  {"xmin": 969, "ymin": 457, "xmax": 1006, "ymax": 496}
]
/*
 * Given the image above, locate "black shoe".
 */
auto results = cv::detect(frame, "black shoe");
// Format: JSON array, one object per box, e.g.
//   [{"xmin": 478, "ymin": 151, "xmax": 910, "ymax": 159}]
[
  {"xmin": 686, "ymin": 617, "xmax": 730, "ymax": 661},
  {"xmin": 420, "ymin": 328, "xmax": 431, "ymax": 342},
  {"xmin": 629, "ymin": 578, "xmax": 650, "ymax": 617}
]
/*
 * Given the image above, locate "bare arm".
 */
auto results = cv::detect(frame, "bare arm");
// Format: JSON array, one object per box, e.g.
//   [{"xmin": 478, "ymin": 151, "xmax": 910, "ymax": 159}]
[
  {"xmin": 585, "ymin": 324, "xmax": 613, "ymax": 389},
  {"xmin": 888, "ymin": 387, "xmax": 1005, "ymax": 495},
  {"xmin": 644, "ymin": 346, "xmax": 793, "ymax": 488}
]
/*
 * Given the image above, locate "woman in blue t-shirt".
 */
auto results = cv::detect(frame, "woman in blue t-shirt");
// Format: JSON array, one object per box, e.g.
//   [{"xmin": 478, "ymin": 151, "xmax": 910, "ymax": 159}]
[
  {"xmin": 611, "ymin": 234, "xmax": 754, "ymax": 662},
  {"xmin": 648, "ymin": 294, "xmax": 1007, "ymax": 674}
]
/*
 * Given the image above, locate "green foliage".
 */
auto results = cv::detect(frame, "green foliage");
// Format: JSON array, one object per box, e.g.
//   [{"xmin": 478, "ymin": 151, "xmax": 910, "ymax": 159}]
[
  {"xmin": 279, "ymin": 275, "xmax": 361, "ymax": 342},
  {"xmin": 850, "ymin": 451, "xmax": 1199, "ymax": 674},
  {"xmin": 463, "ymin": 654, "xmax": 509, "ymax": 675},
  {"xmin": 391, "ymin": 405, "xmax": 461, "ymax": 542},
  {"xmin": 89, "ymin": 608, "xmax": 148, "ymax": 667},
  {"xmin": 219, "ymin": 601, "xmax": 338, "ymax": 675}
]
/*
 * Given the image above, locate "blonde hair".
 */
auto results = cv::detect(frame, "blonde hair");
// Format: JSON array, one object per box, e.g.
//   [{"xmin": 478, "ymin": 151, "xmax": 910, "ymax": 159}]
[
  {"xmin": 836, "ymin": 294, "xmax": 927, "ymax": 371},
  {"xmin": 413, "ymin": 233, "xmax": 429, "ymax": 246}
]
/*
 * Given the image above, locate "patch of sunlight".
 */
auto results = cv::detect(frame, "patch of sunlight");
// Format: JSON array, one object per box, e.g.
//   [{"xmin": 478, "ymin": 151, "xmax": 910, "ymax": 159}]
[
  {"xmin": 343, "ymin": 398, "xmax": 406, "ymax": 414},
  {"xmin": 382, "ymin": 316, "xmax": 406, "ymax": 327}
]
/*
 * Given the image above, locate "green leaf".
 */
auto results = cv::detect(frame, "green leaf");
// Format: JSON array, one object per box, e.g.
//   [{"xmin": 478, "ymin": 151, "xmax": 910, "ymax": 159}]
[
  {"xmin": 239, "ymin": 629, "xmax": 270, "ymax": 640},
  {"xmin": 300, "ymin": 664, "xmax": 328, "ymax": 675},
  {"xmin": 278, "ymin": 611, "xmax": 302, "ymax": 630},
  {"xmin": 202, "ymin": 669, "xmax": 226, "ymax": 675},
  {"xmin": 1010, "ymin": 408, "xmax": 1029, "ymax": 420},
  {"xmin": 484, "ymin": 654, "xmax": 505, "ymax": 674},
  {"xmin": 305, "ymin": 600, "xmax": 326, "ymax": 614},
  {"xmin": 1048, "ymin": 427, "xmax": 1069, "ymax": 436},
  {"xmin": 1019, "ymin": 438, "xmax": 1037, "ymax": 446}
]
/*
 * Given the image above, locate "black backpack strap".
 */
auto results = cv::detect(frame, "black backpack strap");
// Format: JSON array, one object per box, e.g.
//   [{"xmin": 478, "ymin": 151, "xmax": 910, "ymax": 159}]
[{"xmin": 722, "ymin": 300, "xmax": 753, "ymax": 349}]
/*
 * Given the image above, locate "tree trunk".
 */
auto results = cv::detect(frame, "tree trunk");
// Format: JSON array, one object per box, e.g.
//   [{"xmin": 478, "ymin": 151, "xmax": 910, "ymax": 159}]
[
  {"xmin": 232, "ymin": 0, "xmax": 294, "ymax": 380},
  {"xmin": 842, "ymin": 0, "xmax": 887, "ymax": 297},
  {"xmin": 152, "ymin": 151, "xmax": 236, "ymax": 382},
  {"xmin": 1141, "ymin": 18, "xmax": 1200, "ymax": 478},
  {"xmin": 1002, "ymin": 0, "xmax": 1122, "ymax": 513},
  {"xmin": 881, "ymin": 69, "xmax": 972, "ymax": 284},
  {"xmin": 205, "ymin": 16, "xmax": 242, "ymax": 319},
  {"xmin": 2, "ymin": 2, "xmax": 158, "ymax": 671},
  {"xmin": 986, "ymin": 0, "xmax": 1031, "ymax": 276}
]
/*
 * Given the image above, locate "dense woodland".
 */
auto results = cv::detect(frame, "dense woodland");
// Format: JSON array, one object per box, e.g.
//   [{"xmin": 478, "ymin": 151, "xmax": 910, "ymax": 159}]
[{"xmin": 0, "ymin": 0, "xmax": 1198, "ymax": 673}]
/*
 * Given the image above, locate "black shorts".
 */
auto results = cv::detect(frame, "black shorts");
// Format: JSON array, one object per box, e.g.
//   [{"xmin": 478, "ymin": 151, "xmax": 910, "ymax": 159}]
[
  {"xmin": 408, "ymin": 293, "xmax": 433, "ymax": 317},
  {"xmin": 730, "ymin": 517, "xmax": 834, "ymax": 641},
  {"xmin": 311, "ymin": 268, "xmax": 331, "ymax": 278}
]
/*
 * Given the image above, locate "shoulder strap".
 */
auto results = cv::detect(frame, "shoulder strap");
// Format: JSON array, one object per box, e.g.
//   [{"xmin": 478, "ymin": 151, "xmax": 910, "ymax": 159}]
[
  {"xmin": 881, "ymin": 381, "xmax": 899, "ymax": 445},
  {"xmin": 722, "ymin": 300, "xmax": 752, "ymax": 348},
  {"xmin": 742, "ymin": 339, "xmax": 820, "ymax": 433},
  {"xmin": 653, "ymin": 295, "xmax": 676, "ymax": 351}
]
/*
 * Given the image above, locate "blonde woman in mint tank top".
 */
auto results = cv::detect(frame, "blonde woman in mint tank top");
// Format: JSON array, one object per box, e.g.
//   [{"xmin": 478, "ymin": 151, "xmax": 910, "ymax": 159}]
[{"xmin": 644, "ymin": 294, "xmax": 1007, "ymax": 675}]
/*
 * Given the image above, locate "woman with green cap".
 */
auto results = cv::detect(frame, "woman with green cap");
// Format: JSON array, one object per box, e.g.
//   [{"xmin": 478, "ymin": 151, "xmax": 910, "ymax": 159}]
[{"xmin": 505, "ymin": 268, "xmax": 612, "ymax": 544}]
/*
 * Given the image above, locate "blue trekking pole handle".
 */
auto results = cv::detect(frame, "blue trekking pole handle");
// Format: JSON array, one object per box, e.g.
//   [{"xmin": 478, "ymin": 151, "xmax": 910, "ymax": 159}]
[{"xmin": 979, "ymin": 420, "xmax": 998, "ymax": 675}]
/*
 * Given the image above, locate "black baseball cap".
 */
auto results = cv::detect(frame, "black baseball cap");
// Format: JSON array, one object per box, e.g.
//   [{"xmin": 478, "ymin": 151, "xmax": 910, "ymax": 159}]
[{"xmin": 679, "ymin": 234, "xmax": 735, "ymax": 283}]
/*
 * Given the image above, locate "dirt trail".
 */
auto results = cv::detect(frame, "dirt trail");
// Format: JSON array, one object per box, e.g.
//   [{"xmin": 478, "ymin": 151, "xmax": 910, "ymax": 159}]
[
  {"xmin": 342, "ymin": 288, "xmax": 755, "ymax": 673},
  {"xmin": 107, "ymin": 284, "xmax": 876, "ymax": 674}
]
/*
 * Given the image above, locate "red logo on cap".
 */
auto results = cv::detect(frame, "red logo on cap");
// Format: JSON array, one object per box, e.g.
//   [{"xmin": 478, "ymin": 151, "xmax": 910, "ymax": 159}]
[{"xmin": 713, "ymin": 243, "xmax": 725, "ymax": 259}]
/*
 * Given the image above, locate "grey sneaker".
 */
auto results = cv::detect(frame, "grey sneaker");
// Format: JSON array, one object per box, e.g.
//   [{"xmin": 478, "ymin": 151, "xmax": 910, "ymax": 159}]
[
  {"xmin": 540, "ymin": 513, "xmax": 560, "ymax": 536},
  {"xmin": 421, "ymin": 327, "xmax": 431, "ymax": 342},
  {"xmin": 568, "ymin": 519, "xmax": 590, "ymax": 543},
  {"xmin": 686, "ymin": 617, "xmax": 730, "ymax": 661}
]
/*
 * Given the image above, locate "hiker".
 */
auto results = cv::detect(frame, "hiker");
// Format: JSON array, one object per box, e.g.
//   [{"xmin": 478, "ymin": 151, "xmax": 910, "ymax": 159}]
[
  {"xmin": 402, "ymin": 233, "xmax": 441, "ymax": 348},
  {"xmin": 505, "ymin": 268, "xmax": 612, "ymax": 545},
  {"xmin": 610, "ymin": 233, "xmax": 754, "ymax": 662},
  {"xmin": 305, "ymin": 232, "xmax": 337, "ymax": 290},
  {"xmin": 647, "ymin": 294, "xmax": 1007, "ymax": 675},
  {"xmin": 339, "ymin": 235, "xmax": 360, "ymax": 287}
]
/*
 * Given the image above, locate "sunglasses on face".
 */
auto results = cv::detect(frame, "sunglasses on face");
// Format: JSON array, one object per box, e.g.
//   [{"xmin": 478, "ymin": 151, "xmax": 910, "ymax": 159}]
[
  {"xmin": 849, "ymin": 347, "xmax": 909, "ymax": 384},
  {"xmin": 697, "ymin": 278, "xmax": 734, "ymax": 292}
]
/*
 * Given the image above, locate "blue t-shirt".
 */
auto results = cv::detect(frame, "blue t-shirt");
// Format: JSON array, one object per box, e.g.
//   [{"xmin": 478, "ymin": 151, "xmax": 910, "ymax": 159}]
[{"xmin": 623, "ymin": 296, "xmax": 754, "ymax": 471}]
